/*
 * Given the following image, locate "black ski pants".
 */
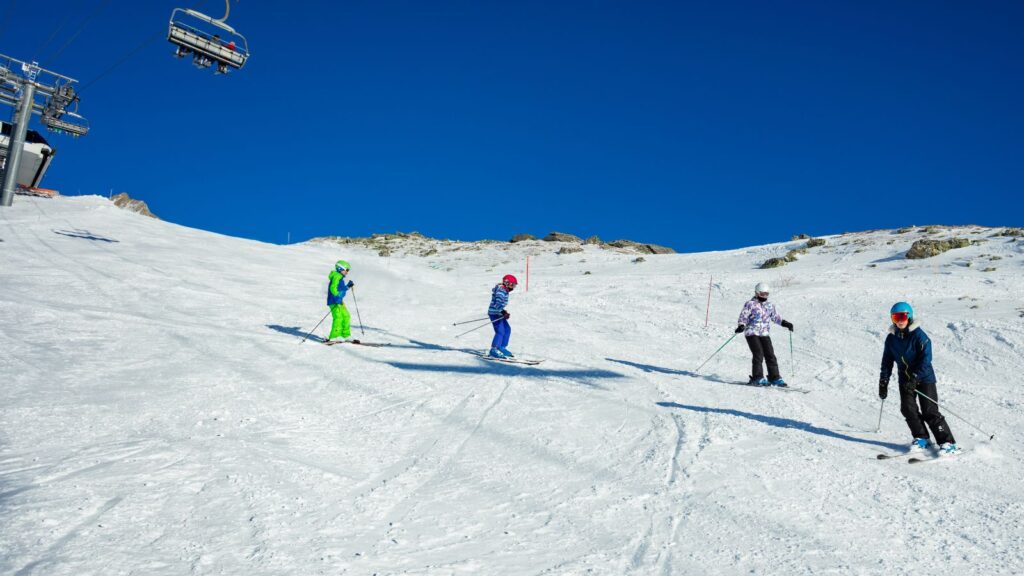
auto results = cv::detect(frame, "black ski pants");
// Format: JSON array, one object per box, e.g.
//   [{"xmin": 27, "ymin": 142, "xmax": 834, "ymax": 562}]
[
  {"xmin": 900, "ymin": 380, "xmax": 955, "ymax": 444},
  {"xmin": 745, "ymin": 335, "xmax": 780, "ymax": 381}
]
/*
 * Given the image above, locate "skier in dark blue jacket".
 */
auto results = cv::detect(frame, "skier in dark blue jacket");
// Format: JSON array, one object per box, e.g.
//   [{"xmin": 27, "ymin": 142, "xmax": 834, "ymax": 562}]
[{"xmin": 879, "ymin": 302, "xmax": 958, "ymax": 455}]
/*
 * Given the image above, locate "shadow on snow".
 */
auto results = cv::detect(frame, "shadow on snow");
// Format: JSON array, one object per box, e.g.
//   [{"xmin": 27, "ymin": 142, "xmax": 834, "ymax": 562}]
[
  {"xmin": 267, "ymin": 324, "xmax": 326, "ymax": 342},
  {"xmin": 52, "ymin": 229, "xmax": 119, "ymax": 243},
  {"xmin": 606, "ymin": 358, "xmax": 737, "ymax": 387},
  {"xmin": 656, "ymin": 402, "xmax": 904, "ymax": 451},
  {"xmin": 266, "ymin": 324, "xmax": 480, "ymax": 354},
  {"xmin": 383, "ymin": 360, "xmax": 624, "ymax": 387}
]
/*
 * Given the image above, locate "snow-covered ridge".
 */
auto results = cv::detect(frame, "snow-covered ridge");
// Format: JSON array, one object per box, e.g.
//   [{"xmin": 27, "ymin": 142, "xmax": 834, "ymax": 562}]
[
  {"xmin": 307, "ymin": 230, "xmax": 678, "ymax": 257},
  {"xmin": 1, "ymin": 194, "xmax": 1022, "ymax": 575}
]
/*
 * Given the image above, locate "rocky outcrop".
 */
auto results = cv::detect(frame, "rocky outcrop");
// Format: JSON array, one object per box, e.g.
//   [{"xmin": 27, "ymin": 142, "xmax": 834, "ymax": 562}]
[
  {"xmin": 110, "ymin": 193, "xmax": 158, "ymax": 219},
  {"xmin": 641, "ymin": 243, "xmax": 675, "ymax": 255},
  {"xmin": 543, "ymin": 231, "xmax": 583, "ymax": 243},
  {"xmin": 557, "ymin": 245, "xmax": 584, "ymax": 255},
  {"xmin": 510, "ymin": 234, "xmax": 537, "ymax": 243},
  {"xmin": 606, "ymin": 240, "xmax": 675, "ymax": 254},
  {"xmin": 905, "ymin": 238, "xmax": 971, "ymax": 259}
]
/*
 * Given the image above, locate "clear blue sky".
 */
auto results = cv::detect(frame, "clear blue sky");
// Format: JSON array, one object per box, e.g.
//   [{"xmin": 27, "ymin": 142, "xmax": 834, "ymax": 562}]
[{"xmin": 2, "ymin": 1, "xmax": 1021, "ymax": 251}]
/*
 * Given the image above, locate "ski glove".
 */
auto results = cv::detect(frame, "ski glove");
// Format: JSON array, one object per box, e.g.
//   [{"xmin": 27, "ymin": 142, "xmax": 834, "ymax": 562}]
[
  {"xmin": 735, "ymin": 324, "xmax": 745, "ymax": 334},
  {"xmin": 346, "ymin": 280, "xmax": 354, "ymax": 288},
  {"xmin": 502, "ymin": 310, "xmax": 510, "ymax": 319},
  {"xmin": 878, "ymin": 378, "xmax": 888, "ymax": 400},
  {"xmin": 781, "ymin": 320, "xmax": 794, "ymax": 332},
  {"xmin": 899, "ymin": 377, "xmax": 919, "ymax": 396}
]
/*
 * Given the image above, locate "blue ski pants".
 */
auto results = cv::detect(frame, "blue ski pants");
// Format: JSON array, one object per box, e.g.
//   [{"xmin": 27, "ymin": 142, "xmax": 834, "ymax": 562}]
[{"xmin": 489, "ymin": 313, "xmax": 510, "ymax": 349}]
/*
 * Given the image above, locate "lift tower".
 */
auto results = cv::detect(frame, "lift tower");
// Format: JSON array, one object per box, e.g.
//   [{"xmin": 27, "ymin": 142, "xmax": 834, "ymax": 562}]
[{"xmin": 0, "ymin": 53, "xmax": 89, "ymax": 207}]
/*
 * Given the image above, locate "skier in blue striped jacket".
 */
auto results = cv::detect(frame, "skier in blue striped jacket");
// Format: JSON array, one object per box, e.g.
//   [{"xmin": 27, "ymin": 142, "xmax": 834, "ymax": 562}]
[{"xmin": 487, "ymin": 274, "xmax": 518, "ymax": 358}]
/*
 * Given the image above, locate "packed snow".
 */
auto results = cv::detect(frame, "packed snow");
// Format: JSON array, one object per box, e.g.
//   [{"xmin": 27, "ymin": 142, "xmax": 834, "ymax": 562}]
[{"xmin": 1, "ymin": 195, "xmax": 1022, "ymax": 575}]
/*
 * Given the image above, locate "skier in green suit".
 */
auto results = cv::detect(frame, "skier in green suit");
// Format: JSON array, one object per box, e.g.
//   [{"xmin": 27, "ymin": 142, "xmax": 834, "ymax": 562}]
[{"xmin": 326, "ymin": 260, "xmax": 355, "ymax": 343}]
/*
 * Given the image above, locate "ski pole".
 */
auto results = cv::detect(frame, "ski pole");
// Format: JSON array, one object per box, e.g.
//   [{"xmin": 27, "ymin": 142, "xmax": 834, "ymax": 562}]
[
  {"xmin": 875, "ymin": 399, "xmax": 885, "ymax": 433},
  {"xmin": 915, "ymin": 389, "xmax": 995, "ymax": 440},
  {"xmin": 694, "ymin": 333, "xmax": 738, "ymax": 373},
  {"xmin": 300, "ymin": 311, "xmax": 331, "ymax": 344},
  {"xmin": 453, "ymin": 317, "xmax": 491, "ymax": 326},
  {"xmin": 455, "ymin": 315, "xmax": 504, "ymax": 338},
  {"xmin": 350, "ymin": 287, "xmax": 366, "ymax": 337},
  {"xmin": 789, "ymin": 331, "xmax": 795, "ymax": 379}
]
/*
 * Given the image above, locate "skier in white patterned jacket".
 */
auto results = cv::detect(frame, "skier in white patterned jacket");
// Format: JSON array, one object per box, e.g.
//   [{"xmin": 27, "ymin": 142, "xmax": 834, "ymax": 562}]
[{"xmin": 735, "ymin": 282, "xmax": 793, "ymax": 386}]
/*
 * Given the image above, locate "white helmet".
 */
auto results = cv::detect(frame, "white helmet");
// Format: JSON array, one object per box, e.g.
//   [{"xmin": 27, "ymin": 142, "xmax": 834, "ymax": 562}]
[{"xmin": 755, "ymin": 282, "xmax": 770, "ymax": 296}]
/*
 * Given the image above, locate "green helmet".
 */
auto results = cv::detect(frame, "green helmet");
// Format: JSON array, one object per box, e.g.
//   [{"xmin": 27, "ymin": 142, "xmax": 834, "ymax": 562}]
[{"xmin": 335, "ymin": 260, "xmax": 350, "ymax": 272}]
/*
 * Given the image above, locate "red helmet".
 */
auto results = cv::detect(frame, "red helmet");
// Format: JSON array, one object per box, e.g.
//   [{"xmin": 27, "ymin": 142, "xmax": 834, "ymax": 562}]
[{"xmin": 502, "ymin": 274, "xmax": 518, "ymax": 286}]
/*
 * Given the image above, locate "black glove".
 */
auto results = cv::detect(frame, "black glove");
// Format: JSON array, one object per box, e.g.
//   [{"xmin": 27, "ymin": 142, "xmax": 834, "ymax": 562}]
[
  {"xmin": 346, "ymin": 280, "xmax": 354, "ymax": 288},
  {"xmin": 502, "ymin": 310, "xmax": 510, "ymax": 319},
  {"xmin": 735, "ymin": 324, "xmax": 745, "ymax": 334},
  {"xmin": 899, "ymin": 376, "xmax": 919, "ymax": 396},
  {"xmin": 878, "ymin": 378, "xmax": 888, "ymax": 400},
  {"xmin": 781, "ymin": 320, "xmax": 794, "ymax": 332}
]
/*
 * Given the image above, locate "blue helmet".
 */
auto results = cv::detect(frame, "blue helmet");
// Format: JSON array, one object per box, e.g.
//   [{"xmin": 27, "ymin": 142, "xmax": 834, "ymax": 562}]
[{"xmin": 890, "ymin": 301, "xmax": 913, "ymax": 318}]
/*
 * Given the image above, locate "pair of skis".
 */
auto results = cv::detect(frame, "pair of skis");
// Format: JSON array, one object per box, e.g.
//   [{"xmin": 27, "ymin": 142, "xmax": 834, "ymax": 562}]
[
  {"xmin": 734, "ymin": 381, "xmax": 810, "ymax": 394},
  {"xmin": 469, "ymin": 351, "xmax": 544, "ymax": 365},
  {"xmin": 876, "ymin": 448, "xmax": 965, "ymax": 464},
  {"xmin": 323, "ymin": 339, "xmax": 389, "ymax": 348}
]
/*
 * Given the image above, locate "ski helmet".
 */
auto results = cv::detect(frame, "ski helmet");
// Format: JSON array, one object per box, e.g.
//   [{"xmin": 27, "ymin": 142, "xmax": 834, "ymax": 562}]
[
  {"xmin": 890, "ymin": 301, "xmax": 913, "ymax": 320},
  {"xmin": 502, "ymin": 274, "xmax": 518, "ymax": 286},
  {"xmin": 335, "ymin": 260, "xmax": 351, "ymax": 272},
  {"xmin": 754, "ymin": 282, "xmax": 770, "ymax": 296}
]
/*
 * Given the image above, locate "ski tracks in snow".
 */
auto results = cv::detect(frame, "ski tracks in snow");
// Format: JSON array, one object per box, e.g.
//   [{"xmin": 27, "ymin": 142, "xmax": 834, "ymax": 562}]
[{"xmin": 342, "ymin": 381, "xmax": 512, "ymax": 570}]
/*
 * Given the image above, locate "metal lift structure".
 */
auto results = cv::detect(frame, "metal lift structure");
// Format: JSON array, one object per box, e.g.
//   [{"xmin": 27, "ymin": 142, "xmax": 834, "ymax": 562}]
[{"xmin": 0, "ymin": 53, "xmax": 89, "ymax": 207}]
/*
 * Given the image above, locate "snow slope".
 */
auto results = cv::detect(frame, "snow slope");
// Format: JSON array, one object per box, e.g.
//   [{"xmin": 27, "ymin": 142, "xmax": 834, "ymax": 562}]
[{"xmin": 1, "ymin": 195, "xmax": 1022, "ymax": 575}]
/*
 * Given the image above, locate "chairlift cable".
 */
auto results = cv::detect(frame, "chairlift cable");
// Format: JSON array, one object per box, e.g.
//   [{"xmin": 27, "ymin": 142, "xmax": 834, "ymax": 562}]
[
  {"xmin": 81, "ymin": 0, "xmax": 232, "ymax": 89},
  {"xmin": 48, "ymin": 0, "xmax": 111, "ymax": 63},
  {"xmin": 78, "ymin": 28, "xmax": 163, "ymax": 93},
  {"xmin": 32, "ymin": 13, "xmax": 72, "ymax": 62}
]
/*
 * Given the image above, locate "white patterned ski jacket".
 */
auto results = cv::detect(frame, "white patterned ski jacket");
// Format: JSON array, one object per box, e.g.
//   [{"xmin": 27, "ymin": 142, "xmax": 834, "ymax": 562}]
[{"xmin": 737, "ymin": 297, "xmax": 782, "ymax": 337}]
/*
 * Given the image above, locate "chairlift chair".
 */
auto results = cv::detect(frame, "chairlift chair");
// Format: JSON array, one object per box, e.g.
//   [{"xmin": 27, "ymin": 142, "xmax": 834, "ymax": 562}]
[
  {"xmin": 168, "ymin": 7, "xmax": 249, "ymax": 73},
  {"xmin": 41, "ymin": 111, "xmax": 89, "ymax": 137}
]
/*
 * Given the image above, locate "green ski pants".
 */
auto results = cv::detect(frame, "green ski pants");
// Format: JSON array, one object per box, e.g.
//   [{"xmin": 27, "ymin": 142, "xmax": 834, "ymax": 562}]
[{"xmin": 329, "ymin": 304, "xmax": 351, "ymax": 340}]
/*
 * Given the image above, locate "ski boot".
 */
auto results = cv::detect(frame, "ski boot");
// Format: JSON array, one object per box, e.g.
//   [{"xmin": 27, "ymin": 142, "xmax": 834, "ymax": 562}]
[
  {"xmin": 769, "ymin": 377, "xmax": 787, "ymax": 387},
  {"xmin": 488, "ymin": 347, "xmax": 506, "ymax": 359},
  {"xmin": 498, "ymin": 347, "xmax": 514, "ymax": 358},
  {"xmin": 747, "ymin": 376, "xmax": 769, "ymax": 386},
  {"xmin": 909, "ymin": 438, "xmax": 929, "ymax": 453},
  {"xmin": 938, "ymin": 442, "xmax": 959, "ymax": 456}
]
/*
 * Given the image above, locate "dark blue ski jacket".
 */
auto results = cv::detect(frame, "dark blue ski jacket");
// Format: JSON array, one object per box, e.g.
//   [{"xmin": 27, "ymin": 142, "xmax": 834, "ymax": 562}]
[{"xmin": 880, "ymin": 322, "xmax": 937, "ymax": 385}]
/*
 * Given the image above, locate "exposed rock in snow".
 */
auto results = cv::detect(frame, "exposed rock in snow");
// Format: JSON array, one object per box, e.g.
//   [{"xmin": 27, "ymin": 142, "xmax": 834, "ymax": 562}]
[{"xmin": 109, "ymin": 192, "xmax": 158, "ymax": 219}]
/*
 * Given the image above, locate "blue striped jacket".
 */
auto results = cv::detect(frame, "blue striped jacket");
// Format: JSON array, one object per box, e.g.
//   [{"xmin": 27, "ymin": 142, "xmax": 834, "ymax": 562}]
[{"xmin": 488, "ymin": 284, "xmax": 509, "ymax": 315}]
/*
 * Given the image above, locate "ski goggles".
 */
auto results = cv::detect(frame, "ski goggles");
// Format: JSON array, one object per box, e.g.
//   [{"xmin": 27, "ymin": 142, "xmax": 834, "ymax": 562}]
[
  {"xmin": 891, "ymin": 312, "xmax": 910, "ymax": 323},
  {"xmin": 503, "ymin": 281, "xmax": 516, "ymax": 290}
]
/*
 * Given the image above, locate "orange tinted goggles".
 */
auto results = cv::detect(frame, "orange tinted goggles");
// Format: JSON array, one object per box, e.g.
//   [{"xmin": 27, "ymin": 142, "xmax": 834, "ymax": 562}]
[{"xmin": 891, "ymin": 312, "xmax": 910, "ymax": 323}]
